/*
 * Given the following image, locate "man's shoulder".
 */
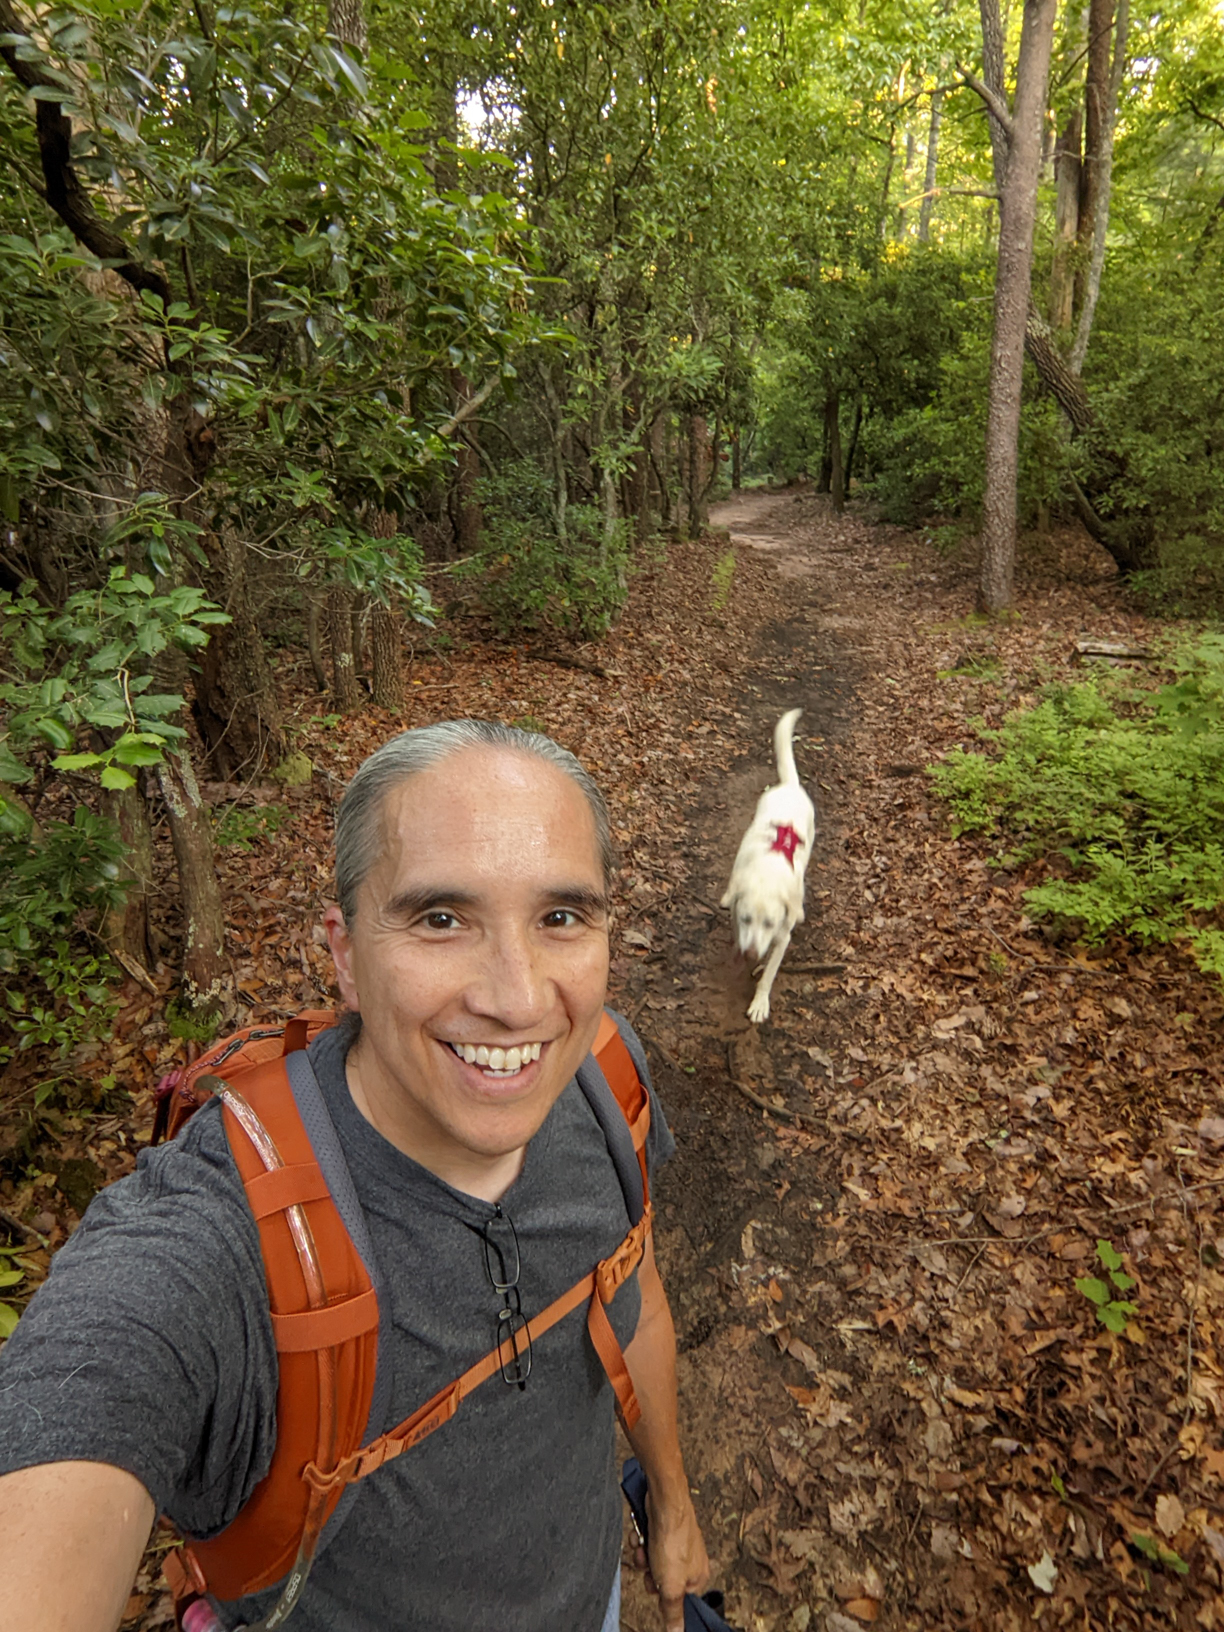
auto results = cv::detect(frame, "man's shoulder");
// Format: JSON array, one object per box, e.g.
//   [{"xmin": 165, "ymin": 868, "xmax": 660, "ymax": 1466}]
[{"xmin": 74, "ymin": 1096, "xmax": 249, "ymax": 1245}]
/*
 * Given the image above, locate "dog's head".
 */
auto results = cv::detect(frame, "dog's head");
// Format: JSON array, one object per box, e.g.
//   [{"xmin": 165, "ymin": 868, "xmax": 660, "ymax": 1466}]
[{"xmin": 721, "ymin": 882, "xmax": 793, "ymax": 961}]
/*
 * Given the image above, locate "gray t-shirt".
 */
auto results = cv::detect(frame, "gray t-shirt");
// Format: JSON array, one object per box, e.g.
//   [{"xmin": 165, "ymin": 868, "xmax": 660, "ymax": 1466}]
[{"xmin": 0, "ymin": 1022, "xmax": 673, "ymax": 1631}]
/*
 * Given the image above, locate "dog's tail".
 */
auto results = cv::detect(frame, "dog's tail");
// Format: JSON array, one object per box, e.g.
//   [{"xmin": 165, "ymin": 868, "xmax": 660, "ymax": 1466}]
[{"xmin": 774, "ymin": 708, "xmax": 802, "ymax": 785}]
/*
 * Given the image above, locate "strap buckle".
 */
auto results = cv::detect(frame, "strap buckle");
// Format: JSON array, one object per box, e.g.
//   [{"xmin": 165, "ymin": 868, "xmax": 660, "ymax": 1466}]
[{"xmin": 594, "ymin": 1207, "xmax": 651, "ymax": 1304}]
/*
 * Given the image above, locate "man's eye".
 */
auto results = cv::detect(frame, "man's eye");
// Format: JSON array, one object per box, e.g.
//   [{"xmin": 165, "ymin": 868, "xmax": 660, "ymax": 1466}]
[
  {"xmin": 542, "ymin": 909, "xmax": 579, "ymax": 929},
  {"xmin": 423, "ymin": 911, "xmax": 459, "ymax": 930}
]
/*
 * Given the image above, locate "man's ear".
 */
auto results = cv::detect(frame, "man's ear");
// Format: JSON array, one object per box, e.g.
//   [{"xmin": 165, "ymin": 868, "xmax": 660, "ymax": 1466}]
[{"xmin": 322, "ymin": 904, "xmax": 360, "ymax": 1012}]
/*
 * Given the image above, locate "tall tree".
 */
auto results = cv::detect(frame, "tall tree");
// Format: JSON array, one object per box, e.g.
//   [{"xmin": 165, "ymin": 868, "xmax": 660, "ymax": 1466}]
[
  {"xmin": 1071, "ymin": 0, "xmax": 1130, "ymax": 372},
  {"xmin": 971, "ymin": 0, "xmax": 1059, "ymax": 613},
  {"xmin": 1049, "ymin": 106, "xmax": 1083, "ymax": 331},
  {"xmin": 1076, "ymin": 0, "xmax": 1115, "ymax": 311},
  {"xmin": 919, "ymin": 85, "xmax": 946, "ymax": 242}
]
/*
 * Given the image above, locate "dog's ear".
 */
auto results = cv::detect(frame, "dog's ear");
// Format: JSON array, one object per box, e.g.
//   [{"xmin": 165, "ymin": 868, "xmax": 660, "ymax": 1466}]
[{"xmin": 720, "ymin": 888, "xmax": 735, "ymax": 909}]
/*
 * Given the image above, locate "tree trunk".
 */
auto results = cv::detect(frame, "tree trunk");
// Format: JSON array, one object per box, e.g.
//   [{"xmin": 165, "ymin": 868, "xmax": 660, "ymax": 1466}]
[
  {"xmin": 978, "ymin": 0, "xmax": 1058, "ymax": 614},
  {"xmin": 648, "ymin": 411, "xmax": 670, "ymax": 529},
  {"xmin": 327, "ymin": 583, "xmax": 360, "ymax": 711},
  {"xmin": 1070, "ymin": 0, "xmax": 1128, "ymax": 374},
  {"xmin": 1023, "ymin": 306, "xmax": 1154, "ymax": 573},
  {"xmin": 677, "ymin": 418, "xmax": 692, "ymax": 536},
  {"xmin": 878, "ymin": 129, "xmax": 896, "ymax": 237},
  {"xmin": 101, "ymin": 778, "xmax": 155, "ymax": 972},
  {"xmin": 919, "ymin": 88, "xmax": 944, "ymax": 242},
  {"xmin": 194, "ymin": 529, "xmax": 287, "ymax": 779},
  {"xmin": 978, "ymin": 0, "xmax": 1010, "ymax": 189},
  {"xmin": 844, "ymin": 395, "xmax": 864, "ymax": 489},
  {"xmin": 688, "ymin": 415, "xmax": 711, "ymax": 535},
  {"xmin": 1023, "ymin": 311, "xmax": 1095, "ymax": 434},
  {"xmin": 1076, "ymin": 0, "xmax": 1114, "ymax": 311},
  {"xmin": 371, "ymin": 606, "xmax": 403, "ymax": 709},
  {"xmin": 364, "ymin": 508, "xmax": 403, "ymax": 708},
  {"xmin": 537, "ymin": 364, "xmax": 570, "ymax": 546},
  {"xmin": 731, "ymin": 429, "xmax": 742, "ymax": 490},
  {"xmin": 624, "ymin": 389, "xmax": 650, "ymax": 542},
  {"xmin": 350, "ymin": 594, "xmax": 367, "ymax": 689},
  {"xmin": 157, "ymin": 749, "xmax": 226, "ymax": 1017},
  {"xmin": 452, "ymin": 377, "xmax": 483, "ymax": 556},
  {"xmin": 1049, "ymin": 109, "xmax": 1082, "ymax": 332},
  {"xmin": 825, "ymin": 394, "xmax": 845, "ymax": 511},
  {"xmin": 306, "ymin": 593, "xmax": 328, "ymax": 692},
  {"xmin": 600, "ymin": 467, "xmax": 619, "ymax": 569},
  {"xmin": 328, "ymin": 0, "xmax": 366, "ymax": 52}
]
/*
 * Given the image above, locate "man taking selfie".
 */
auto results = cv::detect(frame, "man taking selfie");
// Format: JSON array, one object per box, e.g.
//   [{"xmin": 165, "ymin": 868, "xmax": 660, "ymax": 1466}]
[{"xmin": 0, "ymin": 721, "xmax": 710, "ymax": 1632}]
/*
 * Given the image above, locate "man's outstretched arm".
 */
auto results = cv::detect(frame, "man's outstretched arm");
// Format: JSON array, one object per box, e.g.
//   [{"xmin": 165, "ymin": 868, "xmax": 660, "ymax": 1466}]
[
  {"xmin": 623, "ymin": 1234, "xmax": 711, "ymax": 1632},
  {"xmin": 0, "ymin": 1461, "xmax": 153, "ymax": 1632}
]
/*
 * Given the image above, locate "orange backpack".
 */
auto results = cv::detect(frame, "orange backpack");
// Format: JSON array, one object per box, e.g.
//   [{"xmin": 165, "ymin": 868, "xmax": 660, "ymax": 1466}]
[{"xmin": 152, "ymin": 1009, "xmax": 653, "ymax": 1630}]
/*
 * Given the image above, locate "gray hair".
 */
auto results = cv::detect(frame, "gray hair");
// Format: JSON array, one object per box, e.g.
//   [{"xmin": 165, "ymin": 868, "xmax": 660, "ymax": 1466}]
[{"xmin": 334, "ymin": 719, "xmax": 615, "ymax": 922}]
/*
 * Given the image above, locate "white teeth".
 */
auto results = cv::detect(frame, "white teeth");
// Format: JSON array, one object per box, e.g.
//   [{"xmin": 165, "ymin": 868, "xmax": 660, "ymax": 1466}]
[{"xmin": 450, "ymin": 1041, "xmax": 543, "ymax": 1071}]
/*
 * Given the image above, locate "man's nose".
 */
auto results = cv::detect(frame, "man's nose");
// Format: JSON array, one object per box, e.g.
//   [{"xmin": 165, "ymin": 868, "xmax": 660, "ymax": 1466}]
[{"xmin": 465, "ymin": 924, "xmax": 551, "ymax": 1025}]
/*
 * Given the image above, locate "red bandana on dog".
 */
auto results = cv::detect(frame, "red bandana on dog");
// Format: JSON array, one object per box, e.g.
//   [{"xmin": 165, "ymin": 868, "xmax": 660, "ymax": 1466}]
[{"xmin": 770, "ymin": 823, "xmax": 803, "ymax": 867}]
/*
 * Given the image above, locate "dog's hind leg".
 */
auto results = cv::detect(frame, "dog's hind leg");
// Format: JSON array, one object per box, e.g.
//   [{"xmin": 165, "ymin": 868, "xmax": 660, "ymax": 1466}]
[{"xmin": 747, "ymin": 926, "xmax": 793, "ymax": 1024}]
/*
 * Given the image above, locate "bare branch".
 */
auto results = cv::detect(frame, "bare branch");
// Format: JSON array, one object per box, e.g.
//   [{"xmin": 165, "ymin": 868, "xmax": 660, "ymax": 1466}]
[
  {"xmin": 900, "ymin": 184, "xmax": 1000, "ymax": 208},
  {"xmin": 0, "ymin": 0, "xmax": 174, "ymax": 307},
  {"xmin": 957, "ymin": 64, "xmax": 1014, "ymax": 142},
  {"xmin": 1185, "ymin": 98, "xmax": 1224, "ymax": 137},
  {"xmin": 435, "ymin": 376, "xmax": 499, "ymax": 438}
]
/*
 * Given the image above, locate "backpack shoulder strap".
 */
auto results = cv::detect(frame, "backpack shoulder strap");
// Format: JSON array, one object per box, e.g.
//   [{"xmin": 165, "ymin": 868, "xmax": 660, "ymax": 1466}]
[
  {"xmin": 576, "ymin": 1009, "xmax": 651, "ymax": 1225},
  {"xmin": 167, "ymin": 1023, "xmax": 380, "ymax": 1616}
]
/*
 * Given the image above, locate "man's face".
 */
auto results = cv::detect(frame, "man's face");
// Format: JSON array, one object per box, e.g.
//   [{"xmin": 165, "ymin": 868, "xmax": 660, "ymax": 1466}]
[{"xmin": 324, "ymin": 747, "xmax": 610, "ymax": 1167}]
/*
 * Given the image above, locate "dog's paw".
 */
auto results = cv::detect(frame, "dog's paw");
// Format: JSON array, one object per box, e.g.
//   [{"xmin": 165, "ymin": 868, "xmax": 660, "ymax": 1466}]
[{"xmin": 747, "ymin": 993, "xmax": 771, "ymax": 1024}]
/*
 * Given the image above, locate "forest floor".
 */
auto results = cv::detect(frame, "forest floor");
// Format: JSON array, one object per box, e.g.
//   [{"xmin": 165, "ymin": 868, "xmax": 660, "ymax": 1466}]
[{"xmin": 3, "ymin": 487, "xmax": 1223, "ymax": 1632}]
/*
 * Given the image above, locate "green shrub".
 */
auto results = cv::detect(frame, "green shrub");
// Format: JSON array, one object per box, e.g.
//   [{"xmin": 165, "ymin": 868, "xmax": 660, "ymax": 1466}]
[
  {"xmin": 1078, "ymin": 260, "xmax": 1224, "ymax": 610},
  {"xmin": 459, "ymin": 461, "xmax": 630, "ymax": 638},
  {"xmin": 0, "ymin": 806, "xmax": 126, "ymax": 1061},
  {"xmin": 930, "ymin": 637, "xmax": 1224, "ymax": 978},
  {"xmin": 214, "ymin": 803, "xmax": 289, "ymax": 850},
  {"xmin": 863, "ymin": 338, "xmax": 1069, "ymax": 529}
]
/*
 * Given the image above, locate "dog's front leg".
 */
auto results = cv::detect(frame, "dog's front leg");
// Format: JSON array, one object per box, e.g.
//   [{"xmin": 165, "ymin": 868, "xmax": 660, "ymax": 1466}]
[{"xmin": 748, "ymin": 926, "xmax": 793, "ymax": 1024}]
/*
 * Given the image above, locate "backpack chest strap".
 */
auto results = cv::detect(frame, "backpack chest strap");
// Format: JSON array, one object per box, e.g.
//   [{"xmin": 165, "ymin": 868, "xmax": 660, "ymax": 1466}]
[{"xmin": 303, "ymin": 1205, "xmax": 652, "ymax": 1499}]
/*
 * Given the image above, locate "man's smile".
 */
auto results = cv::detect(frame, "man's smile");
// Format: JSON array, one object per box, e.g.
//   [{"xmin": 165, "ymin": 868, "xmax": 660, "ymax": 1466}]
[{"xmin": 444, "ymin": 1039, "xmax": 548, "ymax": 1078}]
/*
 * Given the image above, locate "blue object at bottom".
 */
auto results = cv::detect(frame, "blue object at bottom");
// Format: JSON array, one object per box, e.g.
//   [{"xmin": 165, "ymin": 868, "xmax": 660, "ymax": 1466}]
[{"xmin": 600, "ymin": 1568, "xmax": 622, "ymax": 1632}]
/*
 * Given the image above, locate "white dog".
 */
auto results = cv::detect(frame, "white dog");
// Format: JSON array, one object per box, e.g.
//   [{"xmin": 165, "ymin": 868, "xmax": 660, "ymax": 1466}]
[{"xmin": 721, "ymin": 708, "xmax": 815, "ymax": 1024}]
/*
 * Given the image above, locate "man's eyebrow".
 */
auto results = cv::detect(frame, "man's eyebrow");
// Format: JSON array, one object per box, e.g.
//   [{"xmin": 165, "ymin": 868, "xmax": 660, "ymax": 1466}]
[
  {"xmin": 546, "ymin": 885, "xmax": 609, "ymax": 916},
  {"xmin": 384, "ymin": 887, "xmax": 479, "ymax": 920}
]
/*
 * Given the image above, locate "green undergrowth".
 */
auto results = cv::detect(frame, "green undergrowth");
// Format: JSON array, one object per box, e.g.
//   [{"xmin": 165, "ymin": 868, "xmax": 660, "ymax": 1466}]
[
  {"xmin": 931, "ymin": 635, "xmax": 1224, "ymax": 979},
  {"xmin": 0, "ymin": 806, "xmax": 125, "ymax": 1064}
]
